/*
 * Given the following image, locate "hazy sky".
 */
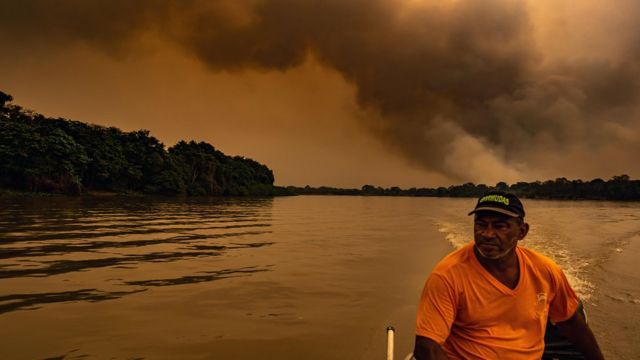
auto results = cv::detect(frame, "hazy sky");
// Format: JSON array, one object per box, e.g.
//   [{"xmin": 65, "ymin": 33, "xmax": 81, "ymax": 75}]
[{"xmin": 1, "ymin": 0, "xmax": 638, "ymax": 187}]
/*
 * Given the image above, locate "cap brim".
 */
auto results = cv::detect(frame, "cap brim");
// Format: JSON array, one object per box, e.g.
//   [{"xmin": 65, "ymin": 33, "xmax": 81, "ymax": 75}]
[{"xmin": 468, "ymin": 206, "xmax": 521, "ymax": 218}]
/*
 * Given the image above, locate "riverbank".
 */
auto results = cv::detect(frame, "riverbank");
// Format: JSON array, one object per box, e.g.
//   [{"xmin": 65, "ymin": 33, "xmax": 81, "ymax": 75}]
[
  {"xmin": 3, "ymin": 182, "xmax": 640, "ymax": 201},
  {"xmin": 280, "ymin": 176, "xmax": 640, "ymax": 201},
  {"xmin": 0, "ymin": 188, "xmax": 296, "ymax": 198}
]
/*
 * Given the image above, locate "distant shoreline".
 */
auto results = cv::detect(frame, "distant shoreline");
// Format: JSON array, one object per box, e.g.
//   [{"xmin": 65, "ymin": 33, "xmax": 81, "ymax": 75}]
[
  {"xmin": 4, "ymin": 175, "xmax": 639, "ymax": 202},
  {"xmin": 275, "ymin": 176, "xmax": 640, "ymax": 201}
]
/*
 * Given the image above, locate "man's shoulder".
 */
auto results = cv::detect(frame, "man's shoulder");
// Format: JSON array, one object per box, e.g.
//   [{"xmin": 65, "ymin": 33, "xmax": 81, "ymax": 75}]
[
  {"xmin": 432, "ymin": 243, "xmax": 475, "ymax": 275},
  {"xmin": 517, "ymin": 246, "xmax": 563, "ymax": 273}
]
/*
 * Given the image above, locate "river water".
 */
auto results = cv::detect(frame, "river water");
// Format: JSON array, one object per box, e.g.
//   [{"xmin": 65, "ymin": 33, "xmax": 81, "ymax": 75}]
[{"xmin": 0, "ymin": 196, "xmax": 638, "ymax": 359}]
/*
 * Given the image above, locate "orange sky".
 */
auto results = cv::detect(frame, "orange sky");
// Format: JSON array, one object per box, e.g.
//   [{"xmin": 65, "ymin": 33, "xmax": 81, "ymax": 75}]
[{"xmin": 1, "ymin": 0, "xmax": 638, "ymax": 187}]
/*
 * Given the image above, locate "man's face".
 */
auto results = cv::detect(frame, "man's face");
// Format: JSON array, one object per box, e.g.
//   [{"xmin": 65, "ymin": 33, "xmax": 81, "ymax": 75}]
[{"xmin": 473, "ymin": 212, "xmax": 529, "ymax": 260}]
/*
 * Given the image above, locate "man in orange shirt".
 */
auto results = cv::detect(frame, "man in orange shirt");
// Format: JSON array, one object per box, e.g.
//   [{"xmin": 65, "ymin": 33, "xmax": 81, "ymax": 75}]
[{"xmin": 413, "ymin": 191, "xmax": 604, "ymax": 360}]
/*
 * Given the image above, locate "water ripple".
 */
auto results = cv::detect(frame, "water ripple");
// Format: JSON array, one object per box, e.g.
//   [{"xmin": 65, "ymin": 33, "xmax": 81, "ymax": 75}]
[
  {"xmin": 0, "ymin": 196, "xmax": 276, "ymax": 316},
  {"xmin": 0, "ymin": 288, "xmax": 147, "ymax": 314},
  {"xmin": 123, "ymin": 266, "xmax": 271, "ymax": 287}
]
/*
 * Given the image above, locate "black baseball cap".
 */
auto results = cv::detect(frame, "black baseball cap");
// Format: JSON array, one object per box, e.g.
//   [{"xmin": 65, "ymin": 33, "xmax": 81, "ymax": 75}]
[{"xmin": 468, "ymin": 191, "xmax": 525, "ymax": 218}]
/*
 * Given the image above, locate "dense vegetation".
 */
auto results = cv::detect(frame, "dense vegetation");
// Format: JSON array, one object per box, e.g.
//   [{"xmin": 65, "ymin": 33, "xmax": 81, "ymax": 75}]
[
  {"xmin": 284, "ymin": 175, "xmax": 640, "ymax": 200},
  {"xmin": 0, "ymin": 91, "xmax": 275, "ymax": 196}
]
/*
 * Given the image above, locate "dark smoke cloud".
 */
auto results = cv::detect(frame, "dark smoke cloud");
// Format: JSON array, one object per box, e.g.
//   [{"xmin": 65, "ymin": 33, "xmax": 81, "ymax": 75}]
[{"xmin": 2, "ymin": 0, "xmax": 639, "ymax": 183}]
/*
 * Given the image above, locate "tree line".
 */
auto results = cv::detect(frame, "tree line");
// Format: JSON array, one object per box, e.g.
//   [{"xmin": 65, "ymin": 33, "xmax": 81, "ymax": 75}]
[
  {"xmin": 0, "ymin": 91, "xmax": 275, "ymax": 196},
  {"xmin": 283, "ymin": 176, "xmax": 640, "ymax": 201},
  {"xmin": 2, "ymin": 90, "xmax": 638, "ymax": 200}
]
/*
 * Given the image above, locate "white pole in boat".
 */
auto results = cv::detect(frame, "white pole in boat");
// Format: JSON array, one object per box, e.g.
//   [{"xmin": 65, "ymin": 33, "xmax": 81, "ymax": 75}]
[{"xmin": 386, "ymin": 326, "xmax": 395, "ymax": 360}]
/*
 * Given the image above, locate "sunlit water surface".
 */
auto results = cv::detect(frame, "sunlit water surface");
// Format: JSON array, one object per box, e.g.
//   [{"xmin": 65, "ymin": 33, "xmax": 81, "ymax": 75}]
[{"xmin": 0, "ymin": 196, "xmax": 638, "ymax": 359}]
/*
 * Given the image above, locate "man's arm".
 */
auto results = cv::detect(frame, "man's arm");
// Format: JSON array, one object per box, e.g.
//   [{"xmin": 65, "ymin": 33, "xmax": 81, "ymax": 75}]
[
  {"xmin": 413, "ymin": 335, "xmax": 449, "ymax": 360},
  {"xmin": 556, "ymin": 310, "xmax": 604, "ymax": 360},
  {"xmin": 415, "ymin": 273, "xmax": 457, "ymax": 359}
]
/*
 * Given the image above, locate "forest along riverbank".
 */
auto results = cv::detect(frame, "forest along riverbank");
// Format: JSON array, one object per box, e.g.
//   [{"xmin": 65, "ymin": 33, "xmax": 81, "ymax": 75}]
[{"xmin": 0, "ymin": 196, "xmax": 638, "ymax": 359}]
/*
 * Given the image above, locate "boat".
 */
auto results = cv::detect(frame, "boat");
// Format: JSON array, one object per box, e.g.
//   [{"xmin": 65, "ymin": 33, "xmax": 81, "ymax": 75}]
[{"xmin": 387, "ymin": 302, "xmax": 587, "ymax": 360}]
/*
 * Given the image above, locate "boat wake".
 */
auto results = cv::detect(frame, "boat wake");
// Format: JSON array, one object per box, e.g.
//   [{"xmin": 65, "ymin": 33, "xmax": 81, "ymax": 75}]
[{"xmin": 435, "ymin": 221, "xmax": 594, "ymax": 300}]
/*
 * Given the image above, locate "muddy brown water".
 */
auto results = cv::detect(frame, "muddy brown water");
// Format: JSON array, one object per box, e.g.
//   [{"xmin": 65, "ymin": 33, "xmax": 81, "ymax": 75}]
[{"xmin": 0, "ymin": 196, "xmax": 638, "ymax": 359}]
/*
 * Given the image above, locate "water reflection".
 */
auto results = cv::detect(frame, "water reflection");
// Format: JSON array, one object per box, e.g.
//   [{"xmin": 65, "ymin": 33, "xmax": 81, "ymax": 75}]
[
  {"xmin": 124, "ymin": 266, "xmax": 270, "ymax": 287},
  {"xmin": 41, "ymin": 348, "xmax": 92, "ymax": 360},
  {"xmin": 1, "ymin": 251, "xmax": 226, "ymax": 279},
  {"xmin": 1, "ymin": 223, "xmax": 272, "ymax": 244},
  {"xmin": 0, "ymin": 288, "xmax": 147, "ymax": 314},
  {"xmin": 0, "ymin": 232, "xmax": 272, "ymax": 260},
  {"xmin": 0, "ymin": 196, "xmax": 275, "ymax": 314},
  {"xmin": 0, "ymin": 265, "xmax": 273, "ymax": 314}
]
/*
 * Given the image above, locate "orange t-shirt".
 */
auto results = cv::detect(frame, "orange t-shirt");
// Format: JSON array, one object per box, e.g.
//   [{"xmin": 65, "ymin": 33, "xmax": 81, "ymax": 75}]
[{"xmin": 416, "ymin": 243, "xmax": 579, "ymax": 360}]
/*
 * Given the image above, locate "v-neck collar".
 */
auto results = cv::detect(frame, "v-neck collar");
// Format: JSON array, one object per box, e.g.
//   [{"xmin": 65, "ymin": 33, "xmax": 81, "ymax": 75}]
[{"xmin": 470, "ymin": 244, "xmax": 524, "ymax": 296}]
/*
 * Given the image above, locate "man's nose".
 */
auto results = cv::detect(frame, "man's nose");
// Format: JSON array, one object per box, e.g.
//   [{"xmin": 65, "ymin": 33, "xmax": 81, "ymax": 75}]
[{"xmin": 481, "ymin": 225, "xmax": 497, "ymax": 238}]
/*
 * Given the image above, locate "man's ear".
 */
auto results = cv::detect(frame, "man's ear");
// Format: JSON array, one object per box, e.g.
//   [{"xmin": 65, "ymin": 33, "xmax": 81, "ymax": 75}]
[{"xmin": 519, "ymin": 222, "xmax": 530, "ymax": 239}]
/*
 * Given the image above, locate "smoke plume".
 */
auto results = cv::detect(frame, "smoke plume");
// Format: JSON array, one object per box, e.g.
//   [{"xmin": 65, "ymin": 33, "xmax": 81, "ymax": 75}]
[{"xmin": 2, "ymin": 0, "xmax": 639, "ymax": 183}]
